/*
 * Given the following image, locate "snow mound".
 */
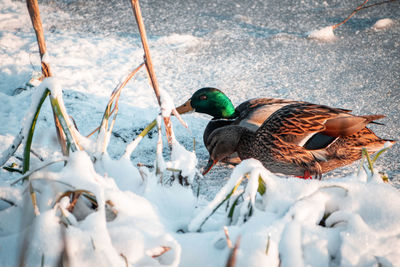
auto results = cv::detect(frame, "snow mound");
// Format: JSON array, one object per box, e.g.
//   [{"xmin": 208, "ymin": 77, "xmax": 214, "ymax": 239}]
[
  {"xmin": 373, "ymin": 18, "xmax": 394, "ymax": 30},
  {"xmin": 0, "ymin": 151, "xmax": 183, "ymax": 266},
  {"xmin": 186, "ymin": 159, "xmax": 400, "ymax": 267},
  {"xmin": 308, "ymin": 26, "xmax": 337, "ymax": 42},
  {"xmin": 157, "ymin": 34, "xmax": 201, "ymax": 49}
]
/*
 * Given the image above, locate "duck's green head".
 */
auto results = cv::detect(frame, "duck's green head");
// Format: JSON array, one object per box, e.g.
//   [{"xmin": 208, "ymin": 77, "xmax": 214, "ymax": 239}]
[{"xmin": 176, "ymin": 87, "xmax": 236, "ymax": 119}]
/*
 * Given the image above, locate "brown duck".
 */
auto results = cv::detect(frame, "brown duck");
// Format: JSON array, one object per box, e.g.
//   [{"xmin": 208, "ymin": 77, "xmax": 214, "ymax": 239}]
[
  {"xmin": 203, "ymin": 102, "xmax": 395, "ymax": 178},
  {"xmin": 176, "ymin": 88, "xmax": 395, "ymax": 178}
]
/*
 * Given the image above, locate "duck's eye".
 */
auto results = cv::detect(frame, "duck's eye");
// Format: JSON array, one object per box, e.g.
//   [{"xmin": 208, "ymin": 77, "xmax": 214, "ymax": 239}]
[{"xmin": 199, "ymin": 95, "xmax": 207, "ymax": 100}]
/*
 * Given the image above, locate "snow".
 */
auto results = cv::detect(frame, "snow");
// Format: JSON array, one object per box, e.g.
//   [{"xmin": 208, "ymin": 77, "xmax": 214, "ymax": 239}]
[
  {"xmin": 159, "ymin": 88, "xmax": 176, "ymax": 118},
  {"xmin": 308, "ymin": 26, "xmax": 337, "ymax": 42},
  {"xmin": 0, "ymin": 0, "xmax": 400, "ymax": 266},
  {"xmin": 373, "ymin": 18, "xmax": 395, "ymax": 30}
]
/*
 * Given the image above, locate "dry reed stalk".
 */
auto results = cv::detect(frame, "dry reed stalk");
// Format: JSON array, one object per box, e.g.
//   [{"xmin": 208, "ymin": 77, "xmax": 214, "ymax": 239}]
[
  {"xmin": 87, "ymin": 62, "xmax": 144, "ymax": 143},
  {"xmin": 66, "ymin": 192, "xmax": 81, "ymax": 213},
  {"xmin": 26, "ymin": 0, "xmax": 51, "ymax": 77},
  {"xmin": 0, "ymin": 130, "xmax": 24, "ymax": 168},
  {"xmin": 26, "ymin": 0, "xmax": 68, "ymax": 156},
  {"xmin": 106, "ymin": 63, "xmax": 145, "ymax": 119},
  {"xmin": 120, "ymin": 253, "xmax": 129, "ymax": 267},
  {"xmin": 54, "ymin": 190, "xmax": 97, "ymax": 209},
  {"xmin": 361, "ymin": 0, "xmax": 397, "ymax": 9},
  {"xmin": 224, "ymin": 226, "xmax": 233, "ymax": 249},
  {"xmin": 226, "ymin": 236, "xmax": 241, "ymax": 267},
  {"xmin": 332, "ymin": 0, "xmax": 369, "ymax": 30},
  {"xmin": 11, "ymin": 158, "xmax": 67, "ymax": 186},
  {"xmin": 99, "ymin": 63, "xmax": 145, "ymax": 133},
  {"xmin": 86, "ymin": 126, "xmax": 100, "ymax": 138},
  {"xmin": 150, "ymin": 246, "xmax": 171, "ymax": 258},
  {"xmin": 29, "ymin": 181, "xmax": 40, "ymax": 216},
  {"xmin": 129, "ymin": 0, "xmax": 173, "ymax": 144}
]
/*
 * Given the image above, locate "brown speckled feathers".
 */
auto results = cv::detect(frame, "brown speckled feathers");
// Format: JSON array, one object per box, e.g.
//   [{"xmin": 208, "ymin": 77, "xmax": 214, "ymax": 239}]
[{"xmin": 205, "ymin": 102, "xmax": 394, "ymax": 178}]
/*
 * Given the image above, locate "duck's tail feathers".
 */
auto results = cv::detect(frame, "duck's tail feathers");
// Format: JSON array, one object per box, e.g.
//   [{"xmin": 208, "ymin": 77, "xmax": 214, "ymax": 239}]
[
  {"xmin": 361, "ymin": 114, "xmax": 386, "ymax": 125},
  {"xmin": 383, "ymin": 139, "xmax": 397, "ymax": 145},
  {"xmin": 363, "ymin": 139, "xmax": 396, "ymax": 155}
]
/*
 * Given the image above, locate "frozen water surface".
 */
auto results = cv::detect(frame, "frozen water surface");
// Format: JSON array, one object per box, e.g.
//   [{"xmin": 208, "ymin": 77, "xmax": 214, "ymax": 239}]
[{"xmin": 28, "ymin": 0, "xmax": 400, "ymax": 186}]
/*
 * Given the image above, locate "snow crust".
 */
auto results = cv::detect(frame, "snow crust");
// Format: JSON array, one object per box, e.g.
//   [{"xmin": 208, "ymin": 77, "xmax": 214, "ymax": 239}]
[
  {"xmin": 373, "ymin": 18, "xmax": 395, "ymax": 30},
  {"xmin": 308, "ymin": 26, "xmax": 337, "ymax": 42}
]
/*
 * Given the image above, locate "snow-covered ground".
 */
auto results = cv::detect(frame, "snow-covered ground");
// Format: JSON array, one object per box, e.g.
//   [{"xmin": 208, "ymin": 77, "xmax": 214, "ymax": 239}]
[{"xmin": 0, "ymin": 0, "xmax": 399, "ymax": 266}]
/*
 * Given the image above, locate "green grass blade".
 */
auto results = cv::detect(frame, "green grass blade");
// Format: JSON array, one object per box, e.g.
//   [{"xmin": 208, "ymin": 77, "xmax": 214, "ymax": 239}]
[
  {"xmin": 139, "ymin": 119, "xmax": 157, "ymax": 138},
  {"xmin": 22, "ymin": 89, "xmax": 50, "ymax": 174},
  {"xmin": 372, "ymin": 146, "xmax": 391, "ymax": 164},
  {"xmin": 227, "ymin": 191, "xmax": 243, "ymax": 224},
  {"xmin": 11, "ymin": 158, "xmax": 66, "ymax": 186},
  {"xmin": 123, "ymin": 118, "xmax": 157, "ymax": 159},
  {"xmin": 197, "ymin": 177, "xmax": 244, "ymax": 231},
  {"xmin": 362, "ymin": 148, "xmax": 374, "ymax": 174},
  {"xmin": 258, "ymin": 175, "xmax": 266, "ymax": 195}
]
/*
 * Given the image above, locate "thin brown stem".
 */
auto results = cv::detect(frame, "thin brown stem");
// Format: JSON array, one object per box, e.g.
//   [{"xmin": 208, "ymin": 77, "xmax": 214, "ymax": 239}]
[
  {"xmin": 129, "ymin": 0, "xmax": 161, "ymax": 105},
  {"xmin": 150, "ymin": 246, "xmax": 171, "ymax": 258},
  {"xmin": 26, "ymin": 0, "xmax": 51, "ymax": 77},
  {"xmin": 129, "ymin": 0, "xmax": 173, "ymax": 144},
  {"xmin": 96, "ymin": 62, "xmax": 145, "ymax": 153},
  {"xmin": 66, "ymin": 192, "xmax": 82, "ymax": 213},
  {"xmin": 226, "ymin": 236, "xmax": 241, "ymax": 267},
  {"xmin": 224, "ymin": 226, "xmax": 233, "ymax": 249},
  {"xmin": 109, "ymin": 62, "xmax": 145, "ymax": 116},
  {"xmin": 360, "ymin": 0, "xmax": 397, "ymax": 10},
  {"xmin": 86, "ymin": 126, "xmax": 100, "ymax": 138},
  {"xmin": 332, "ymin": 0, "xmax": 369, "ymax": 30}
]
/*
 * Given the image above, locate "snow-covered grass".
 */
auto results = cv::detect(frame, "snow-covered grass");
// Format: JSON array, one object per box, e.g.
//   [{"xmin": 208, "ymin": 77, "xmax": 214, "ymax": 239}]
[{"xmin": 1, "ymin": 0, "xmax": 400, "ymax": 266}]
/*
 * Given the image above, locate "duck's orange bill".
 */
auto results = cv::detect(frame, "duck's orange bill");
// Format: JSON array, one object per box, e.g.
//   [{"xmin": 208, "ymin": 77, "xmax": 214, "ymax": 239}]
[
  {"xmin": 202, "ymin": 158, "xmax": 218, "ymax": 175},
  {"xmin": 175, "ymin": 99, "xmax": 194, "ymax": 114}
]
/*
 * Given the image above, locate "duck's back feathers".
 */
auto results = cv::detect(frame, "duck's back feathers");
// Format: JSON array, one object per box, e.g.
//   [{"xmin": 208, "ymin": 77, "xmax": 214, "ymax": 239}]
[
  {"xmin": 257, "ymin": 103, "xmax": 385, "ymax": 149},
  {"xmin": 261, "ymin": 103, "xmax": 348, "ymax": 135},
  {"xmin": 234, "ymin": 98, "xmax": 299, "ymax": 131},
  {"xmin": 257, "ymin": 103, "xmax": 343, "ymax": 146}
]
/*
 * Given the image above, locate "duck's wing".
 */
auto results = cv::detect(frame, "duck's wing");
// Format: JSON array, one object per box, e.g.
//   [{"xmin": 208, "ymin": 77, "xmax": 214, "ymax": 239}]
[
  {"xmin": 234, "ymin": 98, "xmax": 302, "ymax": 131},
  {"xmin": 258, "ymin": 103, "xmax": 382, "ymax": 149}
]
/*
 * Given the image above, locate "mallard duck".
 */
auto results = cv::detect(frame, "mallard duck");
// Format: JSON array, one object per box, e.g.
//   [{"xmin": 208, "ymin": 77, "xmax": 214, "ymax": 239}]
[
  {"xmin": 176, "ymin": 88, "xmax": 395, "ymax": 178},
  {"xmin": 203, "ymin": 102, "xmax": 395, "ymax": 178},
  {"xmin": 176, "ymin": 87, "xmax": 302, "ymax": 160}
]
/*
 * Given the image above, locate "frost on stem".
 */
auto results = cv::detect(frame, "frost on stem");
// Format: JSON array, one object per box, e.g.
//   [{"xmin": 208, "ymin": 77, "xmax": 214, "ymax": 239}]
[{"xmin": 159, "ymin": 88, "xmax": 188, "ymax": 129}]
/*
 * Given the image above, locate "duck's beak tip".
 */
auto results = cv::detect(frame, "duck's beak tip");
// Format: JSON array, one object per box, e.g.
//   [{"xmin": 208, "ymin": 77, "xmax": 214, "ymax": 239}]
[
  {"xmin": 202, "ymin": 158, "xmax": 218, "ymax": 175},
  {"xmin": 175, "ymin": 99, "xmax": 194, "ymax": 115}
]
